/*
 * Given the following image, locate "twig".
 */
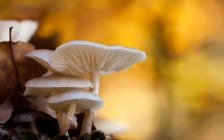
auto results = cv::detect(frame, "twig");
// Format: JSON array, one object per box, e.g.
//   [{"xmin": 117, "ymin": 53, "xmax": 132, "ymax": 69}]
[{"xmin": 9, "ymin": 27, "xmax": 21, "ymax": 91}]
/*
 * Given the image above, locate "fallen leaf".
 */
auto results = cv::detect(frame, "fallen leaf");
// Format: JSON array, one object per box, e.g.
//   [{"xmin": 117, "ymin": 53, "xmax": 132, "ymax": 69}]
[
  {"xmin": 0, "ymin": 41, "xmax": 46, "ymax": 102},
  {"xmin": 0, "ymin": 42, "xmax": 18, "ymax": 103},
  {"xmin": 13, "ymin": 41, "xmax": 46, "ymax": 91}
]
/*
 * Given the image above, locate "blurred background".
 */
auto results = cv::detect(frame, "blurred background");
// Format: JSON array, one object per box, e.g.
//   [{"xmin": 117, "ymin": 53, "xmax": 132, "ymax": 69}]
[{"xmin": 1, "ymin": 0, "xmax": 224, "ymax": 139}]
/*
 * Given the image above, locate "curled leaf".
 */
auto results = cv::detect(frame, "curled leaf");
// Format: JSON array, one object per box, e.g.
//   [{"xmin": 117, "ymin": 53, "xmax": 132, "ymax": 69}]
[
  {"xmin": 0, "ymin": 42, "xmax": 18, "ymax": 103},
  {"xmin": 0, "ymin": 41, "xmax": 46, "ymax": 103}
]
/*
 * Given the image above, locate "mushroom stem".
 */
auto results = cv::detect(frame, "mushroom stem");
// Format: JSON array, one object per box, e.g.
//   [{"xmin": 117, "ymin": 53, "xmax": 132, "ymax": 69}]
[
  {"xmin": 90, "ymin": 70, "xmax": 100, "ymax": 95},
  {"xmin": 80, "ymin": 109, "xmax": 94, "ymax": 136},
  {"xmin": 63, "ymin": 101, "xmax": 77, "ymax": 134},
  {"xmin": 56, "ymin": 111, "xmax": 65, "ymax": 135},
  {"xmin": 80, "ymin": 71, "xmax": 99, "ymax": 134}
]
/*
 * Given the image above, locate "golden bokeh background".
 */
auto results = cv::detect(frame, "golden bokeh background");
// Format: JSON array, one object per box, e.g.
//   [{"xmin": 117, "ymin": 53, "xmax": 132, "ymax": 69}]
[{"xmin": 1, "ymin": 0, "xmax": 224, "ymax": 139}]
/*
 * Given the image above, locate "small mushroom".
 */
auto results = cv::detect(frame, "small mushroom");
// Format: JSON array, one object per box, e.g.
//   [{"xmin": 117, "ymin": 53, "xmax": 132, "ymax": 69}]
[
  {"xmin": 12, "ymin": 111, "xmax": 42, "ymax": 134},
  {"xmin": 50, "ymin": 40, "xmax": 146, "ymax": 134},
  {"xmin": 25, "ymin": 73, "xmax": 92, "ymax": 96},
  {"xmin": 48, "ymin": 89, "xmax": 104, "ymax": 135},
  {"xmin": 24, "ymin": 73, "xmax": 93, "ymax": 134},
  {"xmin": 0, "ymin": 20, "xmax": 38, "ymax": 42},
  {"xmin": 25, "ymin": 49, "xmax": 55, "ymax": 72}
]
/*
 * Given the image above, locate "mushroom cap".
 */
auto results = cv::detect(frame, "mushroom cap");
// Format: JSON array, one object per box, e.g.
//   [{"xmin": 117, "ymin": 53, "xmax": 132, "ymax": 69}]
[
  {"xmin": 24, "ymin": 73, "xmax": 92, "ymax": 96},
  {"xmin": 48, "ymin": 89, "xmax": 104, "ymax": 113},
  {"xmin": 0, "ymin": 20, "xmax": 38, "ymax": 42},
  {"xmin": 26, "ymin": 49, "xmax": 55, "ymax": 72},
  {"xmin": 26, "ymin": 73, "xmax": 92, "ymax": 88},
  {"xmin": 51, "ymin": 40, "xmax": 146, "ymax": 76}
]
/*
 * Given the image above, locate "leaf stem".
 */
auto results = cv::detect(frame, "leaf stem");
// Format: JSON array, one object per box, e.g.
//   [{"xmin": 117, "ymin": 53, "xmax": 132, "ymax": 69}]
[{"xmin": 9, "ymin": 27, "xmax": 21, "ymax": 91}]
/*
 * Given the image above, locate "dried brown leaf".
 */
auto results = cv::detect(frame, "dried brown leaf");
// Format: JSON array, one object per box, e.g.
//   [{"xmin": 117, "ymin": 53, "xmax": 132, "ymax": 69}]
[
  {"xmin": 0, "ymin": 41, "xmax": 46, "ymax": 103},
  {"xmin": 0, "ymin": 42, "xmax": 18, "ymax": 103},
  {"xmin": 13, "ymin": 41, "xmax": 46, "ymax": 91}
]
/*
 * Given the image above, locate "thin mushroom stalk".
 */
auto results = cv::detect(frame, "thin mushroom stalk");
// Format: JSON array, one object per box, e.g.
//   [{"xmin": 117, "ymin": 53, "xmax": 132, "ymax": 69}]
[
  {"xmin": 90, "ymin": 70, "xmax": 100, "ymax": 95},
  {"xmin": 56, "ymin": 111, "xmax": 65, "ymax": 134},
  {"xmin": 51, "ymin": 89, "xmax": 66, "ymax": 135},
  {"xmin": 51, "ymin": 88, "xmax": 71, "ymax": 135},
  {"xmin": 63, "ymin": 101, "xmax": 77, "ymax": 133},
  {"xmin": 80, "ymin": 70, "xmax": 100, "ymax": 134},
  {"xmin": 80, "ymin": 110, "xmax": 94, "ymax": 135}
]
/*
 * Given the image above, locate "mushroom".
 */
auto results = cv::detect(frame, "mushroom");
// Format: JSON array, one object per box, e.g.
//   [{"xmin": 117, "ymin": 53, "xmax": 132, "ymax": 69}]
[
  {"xmin": 25, "ymin": 73, "xmax": 92, "ymax": 96},
  {"xmin": 50, "ymin": 40, "xmax": 146, "ymax": 134},
  {"xmin": 51, "ymin": 41, "xmax": 146, "ymax": 95},
  {"xmin": 12, "ymin": 111, "xmax": 44, "ymax": 134},
  {"xmin": 24, "ymin": 73, "xmax": 93, "ymax": 134},
  {"xmin": 48, "ymin": 89, "xmax": 104, "ymax": 135},
  {"xmin": 0, "ymin": 20, "xmax": 38, "ymax": 42},
  {"xmin": 25, "ymin": 49, "xmax": 55, "ymax": 72}
]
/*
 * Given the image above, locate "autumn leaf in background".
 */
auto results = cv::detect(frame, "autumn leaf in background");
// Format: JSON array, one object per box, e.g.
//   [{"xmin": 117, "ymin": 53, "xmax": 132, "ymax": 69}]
[{"xmin": 0, "ymin": 20, "xmax": 46, "ymax": 124}]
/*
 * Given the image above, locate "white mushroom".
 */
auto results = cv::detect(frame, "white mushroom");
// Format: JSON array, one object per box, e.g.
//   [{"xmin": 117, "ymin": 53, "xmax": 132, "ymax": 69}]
[
  {"xmin": 25, "ymin": 73, "xmax": 92, "ymax": 96},
  {"xmin": 48, "ymin": 89, "xmax": 104, "ymax": 135},
  {"xmin": 24, "ymin": 73, "xmax": 93, "ymax": 134},
  {"xmin": 25, "ymin": 49, "xmax": 55, "ymax": 72},
  {"xmin": 51, "ymin": 41, "xmax": 146, "ymax": 95},
  {"xmin": 50, "ymin": 40, "xmax": 146, "ymax": 134},
  {"xmin": 12, "ymin": 111, "xmax": 44, "ymax": 134},
  {"xmin": 0, "ymin": 20, "xmax": 38, "ymax": 42}
]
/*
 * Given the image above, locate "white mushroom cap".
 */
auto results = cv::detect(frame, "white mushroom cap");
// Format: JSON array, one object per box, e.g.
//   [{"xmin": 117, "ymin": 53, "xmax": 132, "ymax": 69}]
[
  {"xmin": 26, "ymin": 49, "xmax": 55, "ymax": 72},
  {"xmin": 48, "ymin": 89, "xmax": 104, "ymax": 113},
  {"xmin": 24, "ymin": 73, "xmax": 93, "ymax": 96},
  {"xmin": 51, "ymin": 40, "xmax": 146, "ymax": 76},
  {"xmin": 0, "ymin": 20, "xmax": 38, "ymax": 42},
  {"xmin": 25, "ymin": 73, "xmax": 92, "ymax": 88},
  {"xmin": 94, "ymin": 117, "xmax": 128, "ymax": 135}
]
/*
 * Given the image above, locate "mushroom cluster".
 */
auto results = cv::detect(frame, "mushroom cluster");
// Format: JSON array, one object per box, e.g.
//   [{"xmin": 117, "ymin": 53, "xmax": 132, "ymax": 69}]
[{"xmin": 24, "ymin": 40, "xmax": 146, "ymax": 137}]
